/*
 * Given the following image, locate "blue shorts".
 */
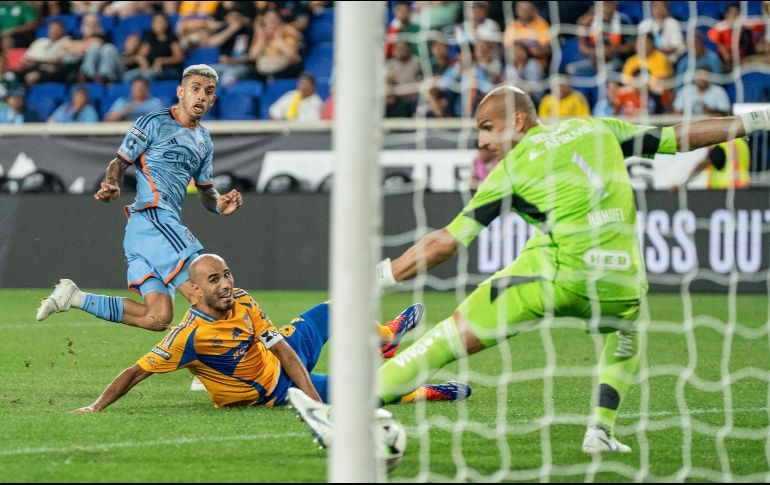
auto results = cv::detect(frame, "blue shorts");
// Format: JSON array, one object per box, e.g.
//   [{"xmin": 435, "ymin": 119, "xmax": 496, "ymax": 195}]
[
  {"xmin": 268, "ymin": 303, "xmax": 330, "ymax": 405},
  {"xmin": 123, "ymin": 206, "xmax": 203, "ymax": 297}
]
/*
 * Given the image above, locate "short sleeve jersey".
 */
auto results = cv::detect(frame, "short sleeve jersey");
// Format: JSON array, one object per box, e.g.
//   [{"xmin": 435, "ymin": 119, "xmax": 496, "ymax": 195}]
[
  {"xmin": 447, "ymin": 118, "xmax": 677, "ymax": 301},
  {"xmin": 116, "ymin": 107, "xmax": 214, "ymax": 216},
  {"xmin": 136, "ymin": 289, "xmax": 285, "ymax": 408}
]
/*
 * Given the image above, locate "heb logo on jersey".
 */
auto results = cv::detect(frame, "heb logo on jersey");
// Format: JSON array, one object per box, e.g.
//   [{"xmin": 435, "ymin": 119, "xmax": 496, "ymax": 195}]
[
  {"xmin": 151, "ymin": 346, "xmax": 172, "ymax": 360},
  {"xmin": 583, "ymin": 249, "xmax": 631, "ymax": 271}
]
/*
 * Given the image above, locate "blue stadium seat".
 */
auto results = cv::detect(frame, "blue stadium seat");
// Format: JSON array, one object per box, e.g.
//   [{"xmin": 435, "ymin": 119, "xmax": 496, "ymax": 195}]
[
  {"xmin": 184, "ymin": 47, "xmax": 221, "ymax": 67},
  {"xmin": 218, "ymin": 80, "xmax": 264, "ymax": 120},
  {"xmin": 735, "ymin": 72, "xmax": 770, "ymax": 103},
  {"xmin": 35, "ymin": 14, "xmax": 81, "ymax": 39},
  {"xmin": 304, "ymin": 43, "xmax": 333, "ymax": 79},
  {"xmin": 28, "ymin": 82, "xmax": 67, "ymax": 119},
  {"xmin": 101, "ymin": 82, "xmax": 131, "ymax": 118},
  {"xmin": 259, "ymin": 79, "xmax": 297, "ymax": 119},
  {"xmin": 99, "ymin": 15, "xmax": 117, "ymax": 33},
  {"xmin": 558, "ymin": 37, "xmax": 582, "ymax": 72},
  {"xmin": 308, "ymin": 18, "xmax": 334, "ymax": 46},
  {"xmin": 668, "ymin": 1, "xmax": 692, "ymax": 21},
  {"xmin": 695, "ymin": 1, "xmax": 729, "ymax": 20},
  {"xmin": 315, "ymin": 76, "xmax": 330, "ymax": 100},
  {"xmin": 617, "ymin": 2, "xmax": 643, "ymax": 23},
  {"xmin": 112, "ymin": 14, "xmax": 153, "ymax": 53},
  {"xmin": 150, "ymin": 80, "xmax": 179, "ymax": 107}
]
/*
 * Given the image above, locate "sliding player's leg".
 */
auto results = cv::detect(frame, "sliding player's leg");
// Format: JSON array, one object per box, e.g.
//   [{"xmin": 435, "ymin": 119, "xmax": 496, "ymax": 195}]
[{"xmin": 378, "ymin": 249, "xmax": 551, "ymax": 404}]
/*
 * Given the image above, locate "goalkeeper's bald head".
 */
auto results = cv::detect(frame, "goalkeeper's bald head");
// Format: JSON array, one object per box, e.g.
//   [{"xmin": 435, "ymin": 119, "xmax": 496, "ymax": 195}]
[{"xmin": 478, "ymin": 86, "xmax": 537, "ymax": 121}]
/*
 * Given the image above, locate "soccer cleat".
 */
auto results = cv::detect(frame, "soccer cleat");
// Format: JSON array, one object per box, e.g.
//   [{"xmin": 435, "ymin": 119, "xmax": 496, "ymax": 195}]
[
  {"xmin": 36, "ymin": 279, "xmax": 79, "ymax": 321},
  {"xmin": 288, "ymin": 387, "xmax": 333, "ymax": 448},
  {"xmin": 423, "ymin": 381, "xmax": 472, "ymax": 402},
  {"xmin": 380, "ymin": 303, "xmax": 424, "ymax": 359},
  {"xmin": 581, "ymin": 426, "xmax": 632, "ymax": 453},
  {"xmin": 190, "ymin": 376, "xmax": 206, "ymax": 392}
]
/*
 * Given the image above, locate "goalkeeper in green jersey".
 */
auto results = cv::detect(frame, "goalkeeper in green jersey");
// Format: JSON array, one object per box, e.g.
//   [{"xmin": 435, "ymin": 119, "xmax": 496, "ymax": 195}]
[{"xmin": 376, "ymin": 86, "xmax": 770, "ymax": 453}]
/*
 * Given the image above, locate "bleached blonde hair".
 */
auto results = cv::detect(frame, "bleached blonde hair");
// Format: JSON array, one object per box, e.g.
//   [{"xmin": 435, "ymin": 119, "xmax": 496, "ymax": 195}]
[{"xmin": 182, "ymin": 64, "xmax": 219, "ymax": 85}]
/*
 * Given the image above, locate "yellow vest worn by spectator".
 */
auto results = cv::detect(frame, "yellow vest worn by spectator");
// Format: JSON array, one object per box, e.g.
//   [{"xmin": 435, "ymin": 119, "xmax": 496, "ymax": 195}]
[{"xmin": 707, "ymin": 138, "xmax": 750, "ymax": 189}]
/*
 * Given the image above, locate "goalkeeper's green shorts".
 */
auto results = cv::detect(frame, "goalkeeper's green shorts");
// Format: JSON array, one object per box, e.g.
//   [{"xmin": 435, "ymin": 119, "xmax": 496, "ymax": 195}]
[{"xmin": 456, "ymin": 247, "xmax": 641, "ymax": 348}]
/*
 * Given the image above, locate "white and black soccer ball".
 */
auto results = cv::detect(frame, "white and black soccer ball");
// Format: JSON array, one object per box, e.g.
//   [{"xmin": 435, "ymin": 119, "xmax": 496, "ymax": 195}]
[{"xmin": 375, "ymin": 409, "xmax": 407, "ymax": 470}]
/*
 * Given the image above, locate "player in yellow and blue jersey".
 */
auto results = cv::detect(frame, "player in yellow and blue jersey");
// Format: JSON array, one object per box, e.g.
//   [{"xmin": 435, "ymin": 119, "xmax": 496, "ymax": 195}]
[
  {"xmin": 72, "ymin": 254, "xmax": 471, "ymax": 412},
  {"xmin": 36, "ymin": 65, "xmax": 243, "ymax": 335}
]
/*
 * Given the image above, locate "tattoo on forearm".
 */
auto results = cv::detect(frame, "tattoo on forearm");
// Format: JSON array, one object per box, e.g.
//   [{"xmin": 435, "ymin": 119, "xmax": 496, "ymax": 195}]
[
  {"xmin": 105, "ymin": 158, "xmax": 126, "ymax": 185},
  {"xmin": 200, "ymin": 188, "xmax": 220, "ymax": 213}
]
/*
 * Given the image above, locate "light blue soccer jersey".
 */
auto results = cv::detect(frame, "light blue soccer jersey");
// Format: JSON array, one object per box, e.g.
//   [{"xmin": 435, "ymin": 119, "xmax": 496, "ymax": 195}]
[{"xmin": 116, "ymin": 107, "xmax": 214, "ymax": 216}]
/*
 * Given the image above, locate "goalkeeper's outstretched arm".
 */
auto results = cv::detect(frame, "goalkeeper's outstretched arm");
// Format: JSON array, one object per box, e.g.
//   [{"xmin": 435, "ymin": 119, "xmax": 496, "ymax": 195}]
[
  {"xmin": 674, "ymin": 109, "xmax": 770, "ymax": 151},
  {"xmin": 377, "ymin": 229, "xmax": 458, "ymax": 287}
]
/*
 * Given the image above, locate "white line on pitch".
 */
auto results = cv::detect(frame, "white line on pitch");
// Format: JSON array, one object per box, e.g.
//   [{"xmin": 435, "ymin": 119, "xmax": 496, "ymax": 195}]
[{"xmin": 0, "ymin": 432, "xmax": 309, "ymax": 457}]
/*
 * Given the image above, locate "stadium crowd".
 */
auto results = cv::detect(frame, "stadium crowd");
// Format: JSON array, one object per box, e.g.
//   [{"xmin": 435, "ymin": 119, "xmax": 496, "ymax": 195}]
[{"xmin": 0, "ymin": 1, "xmax": 768, "ymax": 124}]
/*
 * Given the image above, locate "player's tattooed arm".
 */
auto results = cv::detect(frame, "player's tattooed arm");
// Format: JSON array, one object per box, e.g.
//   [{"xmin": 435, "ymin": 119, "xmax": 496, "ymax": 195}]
[
  {"xmin": 199, "ymin": 187, "xmax": 244, "ymax": 215},
  {"xmin": 94, "ymin": 158, "xmax": 125, "ymax": 203}
]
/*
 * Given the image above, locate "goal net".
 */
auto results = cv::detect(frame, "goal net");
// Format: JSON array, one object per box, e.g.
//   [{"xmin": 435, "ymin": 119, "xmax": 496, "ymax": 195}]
[{"xmin": 365, "ymin": 0, "xmax": 770, "ymax": 482}]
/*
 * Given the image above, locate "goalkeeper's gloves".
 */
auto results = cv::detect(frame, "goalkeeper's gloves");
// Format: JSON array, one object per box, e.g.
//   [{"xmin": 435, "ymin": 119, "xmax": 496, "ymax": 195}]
[
  {"xmin": 376, "ymin": 258, "xmax": 399, "ymax": 290},
  {"xmin": 739, "ymin": 109, "xmax": 770, "ymax": 134}
]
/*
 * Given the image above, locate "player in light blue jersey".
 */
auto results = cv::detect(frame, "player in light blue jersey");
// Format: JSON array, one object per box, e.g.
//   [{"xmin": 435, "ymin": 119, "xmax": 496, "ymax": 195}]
[{"xmin": 36, "ymin": 65, "xmax": 243, "ymax": 334}]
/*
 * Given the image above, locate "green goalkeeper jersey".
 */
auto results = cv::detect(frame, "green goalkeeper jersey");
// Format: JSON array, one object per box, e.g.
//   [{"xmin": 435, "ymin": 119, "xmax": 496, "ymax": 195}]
[{"xmin": 447, "ymin": 118, "xmax": 678, "ymax": 301}]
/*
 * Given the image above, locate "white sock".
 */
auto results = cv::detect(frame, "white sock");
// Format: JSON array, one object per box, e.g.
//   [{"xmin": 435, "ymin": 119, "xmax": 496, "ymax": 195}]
[{"xmin": 70, "ymin": 290, "xmax": 85, "ymax": 308}]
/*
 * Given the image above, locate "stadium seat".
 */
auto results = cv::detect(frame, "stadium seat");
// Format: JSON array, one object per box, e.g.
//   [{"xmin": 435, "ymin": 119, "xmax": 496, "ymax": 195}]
[
  {"xmin": 112, "ymin": 14, "xmax": 153, "ymax": 53},
  {"xmin": 150, "ymin": 79, "xmax": 180, "ymax": 106},
  {"xmin": 558, "ymin": 37, "xmax": 582, "ymax": 72},
  {"xmin": 732, "ymin": 72, "xmax": 770, "ymax": 103},
  {"xmin": 259, "ymin": 79, "xmax": 296, "ymax": 119},
  {"xmin": 184, "ymin": 47, "xmax": 221, "ymax": 67},
  {"xmin": 668, "ymin": 1, "xmax": 692, "ymax": 21},
  {"xmin": 5, "ymin": 48, "xmax": 26, "ymax": 71},
  {"xmin": 218, "ymin": 80, "xmax": 264, "ymax": 120},
  {"xmin": 27, "ymin": 82, "xmax": 67, "ymax": 119},
  {"xmin": 617, "ymin": 2, "xmax": 643, "ymax": 23},
  {"xmin": 101, "ymin": 82, "xmax": 131, "ymax": 118},
  {"xmin": 304, "ymin": 44, "xmax": 333, "ymax": 80},
  {"xmin": 315, "ymin": 76, "xmax": 330, "ymax": 100},
  {"xmin": 695, "ymin": 1, "xmax": 729, "ymax": 20},
  {"xmin": 308, "ymin": 18, "xmax": 334, "ymax": 46}
]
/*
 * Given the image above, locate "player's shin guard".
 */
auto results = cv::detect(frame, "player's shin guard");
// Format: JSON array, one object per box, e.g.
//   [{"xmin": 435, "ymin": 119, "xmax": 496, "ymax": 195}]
[
  {"xmin": 591, "ymin": 329, "xmax": 640, "ymax": 436},
  {"xmin": 82, "ymin": 293, "xmax": 125, "ymax": 323},
  {"xmin": 378, "ymin": 317, "xmax": 466, "ymax": 404}
]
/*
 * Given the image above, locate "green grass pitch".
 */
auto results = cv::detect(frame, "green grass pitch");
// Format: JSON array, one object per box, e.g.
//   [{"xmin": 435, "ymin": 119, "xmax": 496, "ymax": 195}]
[{"xmin": 1, "ymin": 289, "xmax": 769, "ymax": 482}]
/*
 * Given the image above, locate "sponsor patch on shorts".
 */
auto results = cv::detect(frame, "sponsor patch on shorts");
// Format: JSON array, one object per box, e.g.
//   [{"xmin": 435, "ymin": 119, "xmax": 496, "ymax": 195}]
[{"xmin": 151, "ymin": 346, "xmax": 172, "ymax": 360}]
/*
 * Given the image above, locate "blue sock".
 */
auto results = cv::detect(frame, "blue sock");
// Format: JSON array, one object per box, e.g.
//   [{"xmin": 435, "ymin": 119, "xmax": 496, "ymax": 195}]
[{"xmin": 82, "ymin": 293, "xmax": 125, "ymax": 323}]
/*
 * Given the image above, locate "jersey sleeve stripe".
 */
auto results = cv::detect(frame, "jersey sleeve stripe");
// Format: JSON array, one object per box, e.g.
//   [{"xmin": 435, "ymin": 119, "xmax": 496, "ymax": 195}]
[
  {"xmin": 116, "ymin": 151, "xmax": 133, "ymax": 165},
  {"xmin": 135, "ymin": 154, "xmax": 160, "ymax": 210}
]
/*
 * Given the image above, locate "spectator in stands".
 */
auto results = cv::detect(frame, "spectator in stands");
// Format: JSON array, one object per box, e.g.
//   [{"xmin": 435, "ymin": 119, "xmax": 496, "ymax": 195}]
[
  {"xmin": 119, "ymin": 33, "xmax": 146, "ymax": 76},
  {"xmin": 21, "ymin": 19, "xmax": 79, "ymax": 85},
  {"xmin": 385, "ymin": 41, "xmax": 422, "ymax": 117},
  {"xmin": 176, "ymin": 0, "xmax": 220, "ymax": 49},
  {"xmin": 502, "ymin": 1, "xmax": 551, "ymax": 66},
  {"xmin": 205, "ymin": 1, "xmax": 258, "ymax": 40},
  {"xmin": 70, "ymin": 13, "xmax": 124, "ymax": 83},
  {"xmin": 249, "ymin": 10, "xmax": 302, "ymax": 79},
  {"xmin": 748, "ymin": 0, "xmax": 770, "ymax": 62},
  {"xmin": 672, "ymin": 67, "xmax": 731, "ymax": 117},
  {"xmin": 537, "ymin": 74, "xmax": 590, "ymax": 118},
  {"xmin": 429, "ymin": 39, "xmax": 453, "ymax": 75},
  {"xmin": 430, "ymin": 38, "xmax": 501, "ymax": 118},
  {"xmin": 49, "ymin": 86, "xmax": 99, "ymax": 123},
  {"xmin": 708, "ymin": 2, "xmax": 760, "ymax": 70},
  {"xmin": 568, "ymin": 1, "xmax": 636, "ymax": 76},
  {"xmin": 504, "ymin": 41, "xmax": 545, "ymax": 103},
  {"xmin": 104, "ymin": 77, "xmax": 164, "ymax": 122},
  {"xmin": 386, "ymin": 1, "xmax": 420, "ymax": 58},
  {"xmin": 102, "ymin": 1, "xmax": 154, "ymax": 18},
  {"xmin": 454, "ymin": 1, "xmax": 500, "ymax": 46},
  {"xmin": 675, "ymin": 30, "xmax": 723, "ymax": 79},
  {"xmin": 621, "ymin": 33, "xmax": 674, "ymax": 112},
  {"xmin": 268, "ymin": 72, "xmax": 323, "ymax": 121},
  {"xmin": 69, "ymin": 1, "xmax": 109, "ymax": 15},
  {"xmin": 592, "ymin": 77, "xmax": 622, "ymax": 116},
  {"xmin": 123, "ymin": 13, "xmax": 185, "ymax": 82},
  {"xmin": 638, "ymin": 1, "xmax": 685, "ymax": 64},
  {"xmin": 255, "ymin": 1, "xmax": 311, "ymax": 36},
  {"xmin": 208, "ymin": 11, "xmax": 255, "ymax": 87},
  {"xmin": 470, "ymin": 146, "xmax": 499, "ymax": 189},
  {"xmin": 0, "ymin": 52, "xmax": 21, "ymax": 101},
  {"xmin": 0, "ymin": 87, "xmax": 41, "ymax": 123},
  {"xmin": 412, "ymin": 1, "xmax": 462, "ymax": 32},
  {"xmin": 0, "ymin": 1, "xmax": 38, "ymax": 50}
]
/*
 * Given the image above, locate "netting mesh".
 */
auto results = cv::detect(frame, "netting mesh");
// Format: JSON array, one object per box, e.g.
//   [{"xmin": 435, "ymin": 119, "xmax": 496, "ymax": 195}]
[{"xmin": 379, "ymin": 1, "xmax": 770, "ymax": 481}]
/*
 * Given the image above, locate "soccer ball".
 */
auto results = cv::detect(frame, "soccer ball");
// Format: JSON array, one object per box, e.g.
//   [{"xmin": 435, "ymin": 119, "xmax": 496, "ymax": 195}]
[{"xmin": 375, "ymin": 409, "xmax": 407, "ymax": 470}]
